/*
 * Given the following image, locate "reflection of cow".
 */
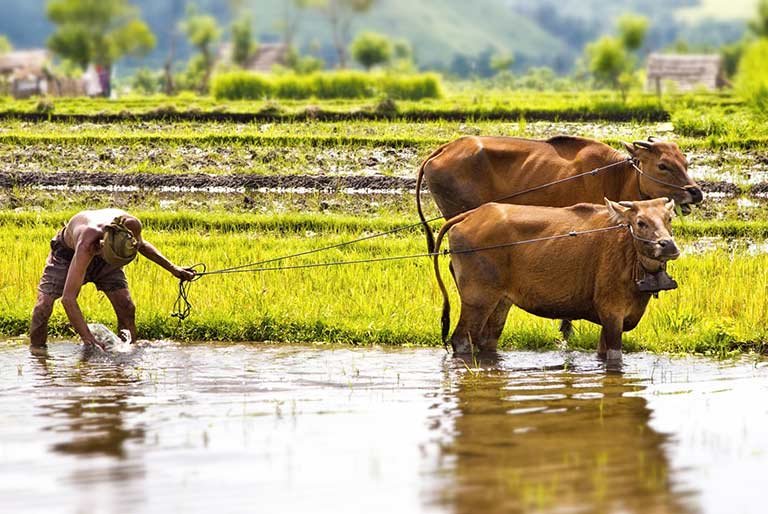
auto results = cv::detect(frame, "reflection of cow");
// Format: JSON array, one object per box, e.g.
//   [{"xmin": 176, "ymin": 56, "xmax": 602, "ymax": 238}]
[
  {"xmin": 433, "ymin": 198, "xmax": 679, "ymax": 359},
  {"xmin": 416, "ymin": 135, "xmax": 701, "ymax": 253},
  {"xmin": 427, "ymin": 354, "xmax": 694, "ymax": 514}
]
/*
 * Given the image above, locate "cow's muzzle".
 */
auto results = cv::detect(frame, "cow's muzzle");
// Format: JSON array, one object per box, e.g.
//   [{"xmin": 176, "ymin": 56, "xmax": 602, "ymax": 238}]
[{"xmin": 657, "ymin": 238, "xmax": 680, "ymax": 260}]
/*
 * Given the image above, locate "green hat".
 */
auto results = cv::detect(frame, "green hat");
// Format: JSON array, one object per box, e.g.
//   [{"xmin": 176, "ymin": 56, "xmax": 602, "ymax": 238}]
[{"xmin": 102, "ymin": 216, "xmax": 140, "ymax": 267}]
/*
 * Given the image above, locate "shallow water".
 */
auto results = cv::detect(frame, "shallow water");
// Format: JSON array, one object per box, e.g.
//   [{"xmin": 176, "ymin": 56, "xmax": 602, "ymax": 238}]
[{"xmin": 1, "ymin": 342, "xmax": 766, "ymax": 514}]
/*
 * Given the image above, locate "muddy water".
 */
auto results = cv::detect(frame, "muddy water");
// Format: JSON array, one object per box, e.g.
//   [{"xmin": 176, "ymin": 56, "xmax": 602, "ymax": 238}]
[{"xmin": 1, "ymin": 342, "xmax": 766, "ymax": 514}]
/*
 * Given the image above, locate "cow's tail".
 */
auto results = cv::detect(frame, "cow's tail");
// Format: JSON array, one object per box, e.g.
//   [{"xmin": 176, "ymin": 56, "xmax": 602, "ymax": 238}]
[
  {"xmin": 416, "ymin": 145, "xmax": 447, "ymax": 254},
  {"xmin": 433, "ymin": 211, "xmax": 471, "ymax": 348}
]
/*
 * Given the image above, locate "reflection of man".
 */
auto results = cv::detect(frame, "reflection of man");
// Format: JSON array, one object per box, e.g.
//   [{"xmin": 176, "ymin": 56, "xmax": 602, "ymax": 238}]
[{"xmin": 30, "ymin": 209, "xmax": 195, "ymax": 348}]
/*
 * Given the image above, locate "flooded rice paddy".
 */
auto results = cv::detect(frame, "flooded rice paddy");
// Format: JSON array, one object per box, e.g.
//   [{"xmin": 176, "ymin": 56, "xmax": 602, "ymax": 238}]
[{"xmin": 1, "ymin": 341, "xmax": 767, "ymax": 514}]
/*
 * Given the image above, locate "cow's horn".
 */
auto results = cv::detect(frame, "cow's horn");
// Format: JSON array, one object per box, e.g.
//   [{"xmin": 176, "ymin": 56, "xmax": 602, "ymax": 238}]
[
  {"xmin": 619, "ymin": 201, "xmax": 634, "ymax": 208},
  {"xmin": 665, "ymin": 198, "xmax": 675, "ymax": 210},
  {"xmin": 632, "ymin": 140, "xmax": 653, "ymax": 150},
  {"xmin": 648, "ymin": 136, "xmax": 661, "ymax": 142}
]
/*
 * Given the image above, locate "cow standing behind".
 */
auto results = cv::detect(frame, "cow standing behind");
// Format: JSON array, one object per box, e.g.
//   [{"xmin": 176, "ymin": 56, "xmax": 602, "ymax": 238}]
[{"xmin": 432, "ymin": 198, "xmax": 680, "ymax": 361}]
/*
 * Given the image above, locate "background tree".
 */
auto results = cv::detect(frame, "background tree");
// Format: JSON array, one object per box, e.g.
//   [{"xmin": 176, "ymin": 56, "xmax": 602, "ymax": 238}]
[
  {"xmin": 350, "ymin": 31, "xmax": 391, "ymax": 70},
  {"xmin": 490, "ymin": 51, "xmax": 515, "ymax": 74},
  {"xmin": 231, "ymin": 13, "xmax": 256, "ymax": 68},
  {"xmin": 586, "ymin": 35, "xmax": 626, "ymax": 89},
  {"xmin": 585, "ymin": 13, "xmax": 648, "ymax": 102},
  {"xmin": 317, "ymin": 0, "xmax": 376, "ymax": 68},
  {"xmin": 617, "ymin": 14, "xmax": 649, "ymax": 52},
  {"xmin": 181, "ymin": 8, "xmax": 221, "ymax": 93},
  {"xmin": 46, "ymin": 0, "xmax": 155, "ymax": 97}
]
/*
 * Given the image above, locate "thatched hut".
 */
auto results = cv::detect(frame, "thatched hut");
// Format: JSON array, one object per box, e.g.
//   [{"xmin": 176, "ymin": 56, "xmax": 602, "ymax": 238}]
[{"xmin": 645, "ymin": 53, "xmax": 726, "ymax": 93}]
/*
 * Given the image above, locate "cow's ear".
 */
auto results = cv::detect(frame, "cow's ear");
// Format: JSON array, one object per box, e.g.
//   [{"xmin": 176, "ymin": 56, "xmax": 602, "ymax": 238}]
[
  {"xmin": 605, "ymin": 198, "xmax": 630, "ymax": 222},
  {"xmin": 621, "ymin": 141, "xmax": 636, "ymax": 156}
]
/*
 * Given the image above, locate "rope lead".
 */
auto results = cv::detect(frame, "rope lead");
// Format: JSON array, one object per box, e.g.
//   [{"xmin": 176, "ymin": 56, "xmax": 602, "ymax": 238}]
[
  {"xmin": 171, "ymin": 264, "xmax": 206, "ymax": 321},
  {"xmin": 171, "ymin": 156, "xmax": 652, "ymax": 321}
]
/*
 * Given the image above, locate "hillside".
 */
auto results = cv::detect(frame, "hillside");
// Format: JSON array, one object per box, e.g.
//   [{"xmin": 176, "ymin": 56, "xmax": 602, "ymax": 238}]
[{"xmin": 0, "ymin": 0, "xmax": 754, "ymax": 75}]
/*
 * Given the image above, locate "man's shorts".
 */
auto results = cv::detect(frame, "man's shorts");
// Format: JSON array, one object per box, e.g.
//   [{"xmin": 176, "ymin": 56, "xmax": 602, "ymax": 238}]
[{"xmin": 36, "ymin": 228, "xmax": 129, "ymax": 298}]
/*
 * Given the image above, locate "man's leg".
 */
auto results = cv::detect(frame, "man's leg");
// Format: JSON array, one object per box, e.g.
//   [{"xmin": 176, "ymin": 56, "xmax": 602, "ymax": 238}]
[
  {"xmin": 105, "ymin": 288, "xmax": 137, "ymax": 343},
  {"xmin": 30, "ymin": 292, "xmax": 56, "ymax": 347}
]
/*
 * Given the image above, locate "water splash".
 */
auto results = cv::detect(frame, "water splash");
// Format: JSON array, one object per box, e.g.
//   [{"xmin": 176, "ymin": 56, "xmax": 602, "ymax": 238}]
[{"xmin": 87, "ymin": 323, "xmax": 132, "ymax": 353}]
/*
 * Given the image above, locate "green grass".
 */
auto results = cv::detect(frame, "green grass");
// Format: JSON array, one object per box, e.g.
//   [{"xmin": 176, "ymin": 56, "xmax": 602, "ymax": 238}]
[
  {"xmin": 211, "ymin": 71, "xmax": 443, "ymax": 101},
  {"xmin": 1, "ymin": 211, "xmax": 767, "ymax": 354}
]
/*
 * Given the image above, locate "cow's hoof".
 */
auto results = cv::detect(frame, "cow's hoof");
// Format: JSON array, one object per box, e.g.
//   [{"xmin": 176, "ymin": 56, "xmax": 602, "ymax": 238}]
[{"xmin": 606, "ymin": 349, "xmax": 622, "ymax": 362}]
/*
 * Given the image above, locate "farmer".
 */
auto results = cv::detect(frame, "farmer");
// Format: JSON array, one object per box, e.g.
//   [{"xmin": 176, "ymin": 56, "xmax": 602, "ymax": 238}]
[{"xmin": 30, "ymin": 208, "xmax": 196, "ymax": 348}]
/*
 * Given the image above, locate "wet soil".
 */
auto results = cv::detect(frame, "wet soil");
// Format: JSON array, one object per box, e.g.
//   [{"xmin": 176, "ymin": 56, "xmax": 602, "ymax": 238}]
[
  {"xmin": 0, "ymin": 107, "xmax": 670, "ymax": 124},
  {"xmin": 0, "ymin": 170, "xmax": 417, "ymax": 192},
  {"xmin": 0, "ymin": 170, "xmax": 757, "ymax": 197}
]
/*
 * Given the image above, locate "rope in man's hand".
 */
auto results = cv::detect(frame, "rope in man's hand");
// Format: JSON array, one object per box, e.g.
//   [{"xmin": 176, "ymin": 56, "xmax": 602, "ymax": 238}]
[{"xmin": 172, "ymin": 264, "xmax": 207, "ymax": 321}]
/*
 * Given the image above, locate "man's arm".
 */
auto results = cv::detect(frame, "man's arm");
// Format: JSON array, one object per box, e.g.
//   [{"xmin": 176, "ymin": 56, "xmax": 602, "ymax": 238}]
[
  {"xmin": 60, "ymin": 236, "xmax": 99, "ymax": 346},
  {"xmin": 138, "ymin": 240, "xmax": 196, "ymax": 281}
]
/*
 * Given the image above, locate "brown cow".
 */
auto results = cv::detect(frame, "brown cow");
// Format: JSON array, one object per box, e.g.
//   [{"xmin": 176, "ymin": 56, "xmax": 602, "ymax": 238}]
[
  {"xmin": 432, "ymin": 198, "xmax": 679, "ymax": 361},
  {"xmin": 416, "ymin": 135, "xmax": 701, "ymax": 254}
]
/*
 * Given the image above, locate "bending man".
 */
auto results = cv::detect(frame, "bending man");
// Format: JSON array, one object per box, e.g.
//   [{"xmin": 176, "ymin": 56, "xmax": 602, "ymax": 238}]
[{"xmin": 31, "ymin": 209, "xmax": 196, "ymax": 348}]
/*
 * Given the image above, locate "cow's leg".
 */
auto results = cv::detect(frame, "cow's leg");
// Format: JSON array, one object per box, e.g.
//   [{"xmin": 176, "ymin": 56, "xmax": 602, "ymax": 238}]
[
  {"xmin": 559, "ymin": 320, "xmax": 573, "ymax": 341},
  {"xmin": 451, "ymin": 296, "xmax": 498, "ymax": 355},
  {"xmin": 478, "ymin": 297, "xmax": 513, "ymax": 352},
  {"xmin": 597, "ymin": 317, "xmax": 623, "ymax": 363}
]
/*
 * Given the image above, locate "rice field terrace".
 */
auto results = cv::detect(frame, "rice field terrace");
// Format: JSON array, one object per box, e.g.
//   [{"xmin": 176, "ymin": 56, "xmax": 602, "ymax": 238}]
[{"xmin": 2, "ymin": 91, "xmax": 768, "ymax": 355}]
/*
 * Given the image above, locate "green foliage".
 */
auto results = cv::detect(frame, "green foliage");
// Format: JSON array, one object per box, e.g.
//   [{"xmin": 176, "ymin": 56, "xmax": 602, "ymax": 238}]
[
  {"xmin": 721, "ymin": 40, "xmax": 746, "ymax": 79},
  {"xmin": 181, "ymin": 10, "xmax": 221, "ymax": 93},
  {"xmin": 735, "ymin": 38, "xmax": 768, "ymax": 114},
  {"xmin": 211, "ymin": 71, "xmax": 441, "ymax": 100},
  {"xmin": 317, "ymin": 0, "xmax": 377, "ymax": 67},
  {"xmin": 349, "ymin": 31, "xmax": 393, "ymax": 70},
  {"xmin": 0, "ymin": 34, "xmax": 11, "ymax": 53},
  {"xmin": 131, "ymin": 67, "xmax": 161, "ymax": 95},
  {"xmin": 586, "ymin": 36, "xmax": 626, "ymax": 88},
  {"xmin": 231, "ymin": 14, "xmax": 256, "ymax": 68},
  {"xmin": 210, "ymin": 71, "xmax": 272, "ymax": 99},
  {"xmin": 393, "ymin": 39, "xmax": 412, "ymax": 60},
  {"xmin": 749, "ymin": 0, "xmax": 768, "ymax": 37},
  {"xmin": 617, "ymin": 14, "xmax": 649, "ymax": 52},
  {"xmin": 490, "ymin": 52, "xmax": 515, "ymax": 74},
  {"xmin": 584, "ymin": 14, "xmax": 648, "ymax": 102},
  {"xmin": 46, "ymin": 0, "xmax": 155, "ymax": 69},
  {"xmin": 380, "ymin": 73, "xmax": 442, "ymax": 100}
]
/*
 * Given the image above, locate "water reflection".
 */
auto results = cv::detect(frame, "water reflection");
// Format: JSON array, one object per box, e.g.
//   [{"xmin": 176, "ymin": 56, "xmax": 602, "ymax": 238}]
[
  {"xmin": 22, "ymin": 345, "xmax": 148, "ymax": 513},
  {"xmin": 29, "ymin": 346, "xmax": 147, "ymax": 458},
  {"xmin": 432, "ymin": 352, "xmax": 695, "ymax": 514}
]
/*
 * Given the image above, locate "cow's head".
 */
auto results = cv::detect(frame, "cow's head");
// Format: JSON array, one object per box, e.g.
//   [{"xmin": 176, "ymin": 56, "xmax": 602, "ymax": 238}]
[
  {"xmin": 605, "ymin": 197, "xmax": 680, "ymax": 270},
  {"xmin": 621, "ymin": 137, "xmax": 702, "ymax": 214}
]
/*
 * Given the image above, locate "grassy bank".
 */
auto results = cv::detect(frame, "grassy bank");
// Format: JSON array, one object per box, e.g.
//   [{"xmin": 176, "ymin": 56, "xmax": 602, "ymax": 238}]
[{"xmin": 1, "ymin": 212, "xmax": 766, "ymax": 355}]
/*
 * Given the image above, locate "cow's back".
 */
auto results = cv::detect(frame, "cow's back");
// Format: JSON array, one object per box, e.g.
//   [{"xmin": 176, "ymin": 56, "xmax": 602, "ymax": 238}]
[{"xmin": 423, "ymin": 136, "xmax": 622, "ymax": 218}]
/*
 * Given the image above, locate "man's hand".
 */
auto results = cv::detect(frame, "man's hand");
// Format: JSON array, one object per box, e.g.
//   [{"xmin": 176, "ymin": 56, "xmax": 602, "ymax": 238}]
[
  {"xmin": 82, "ymin": 336, "xmax": 106, "ymax": 351},
  {"xmin": 173, "ymin": 266, "xmax": 197, "ymax": 282}
]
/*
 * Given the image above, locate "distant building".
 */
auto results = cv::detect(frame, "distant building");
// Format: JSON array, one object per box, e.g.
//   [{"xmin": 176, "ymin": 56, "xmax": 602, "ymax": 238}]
[
  {"xmin": 0, "ymin": 49, "xmax": 52, "ymax": 98},
  {"xmin": 217, "ymin": 42, "xmax": 290, "ymax": 72},
  {"xmin": 645, "ymin": 53, "xmax": 726, "ymax": 93},
  {"xmin": 0, "ymin": 48, "xmax": 86, "ymax": 98}
]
